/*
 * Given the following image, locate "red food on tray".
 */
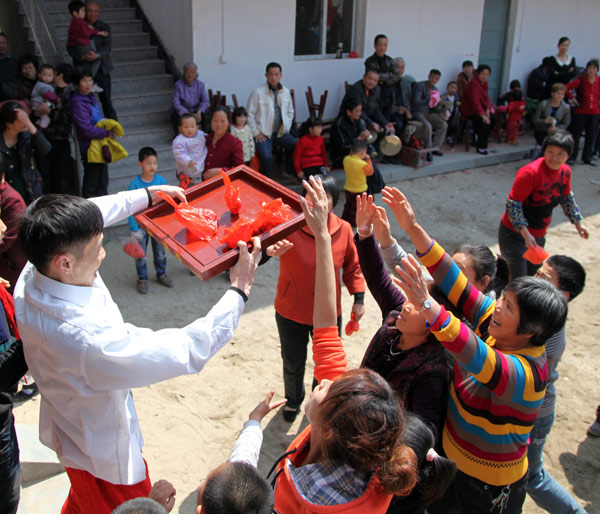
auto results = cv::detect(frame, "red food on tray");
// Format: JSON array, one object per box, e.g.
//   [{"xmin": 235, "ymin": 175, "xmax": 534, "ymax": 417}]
[
  {"xmin": 220, "ymin": 168, "xmax": 242, "ymax": 215},
  {"xmin": 253, "ymin": 198, "xmax": 292, "ymax": 232},
  {"xmin": 156, "ymin": 191, "xmax": 218, "ymax": 241},
  {"xmin": 220, "ymin": 218, "xmax": 256, "ymax": 249}
]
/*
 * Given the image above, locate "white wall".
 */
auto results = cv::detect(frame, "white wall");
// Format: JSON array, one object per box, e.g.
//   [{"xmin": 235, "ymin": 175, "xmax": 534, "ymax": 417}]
[
  {"xmin": 505, "ymin": 0, "xmax": 600, "ymax": 94},
  {"xmin": 190, "ymin": 0, "xmax": 486, "ymax": 121},
  {"xmin": 138, "ymin": 0, "xmax": 193, "ymax": 71}
]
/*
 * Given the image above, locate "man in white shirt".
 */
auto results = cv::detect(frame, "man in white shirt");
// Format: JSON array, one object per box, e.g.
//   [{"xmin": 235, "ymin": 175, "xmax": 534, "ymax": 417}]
[
  {"xmin": 246, "ymin": 62, "xmax": 297, "ymax": 178},
  {"xmin": 13, "ymin": 186, "xmax": 262, "ymax": 514}
]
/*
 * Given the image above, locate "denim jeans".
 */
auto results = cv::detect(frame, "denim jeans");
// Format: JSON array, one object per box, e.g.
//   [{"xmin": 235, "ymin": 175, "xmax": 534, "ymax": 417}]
[
  {"xmin": 133, "ymin": 231, "xmax": 167, "ymax": 281},
  {"xmin": 255, "ymin": 132, "xmax": 297, "ymax": 178},
  {"xmin": 526, "ymin": 412, "xmax": 585, "ymax": 513},
  {"xmin": 0, "ymin": 412, "xmax": 21, "ymax": 514}
]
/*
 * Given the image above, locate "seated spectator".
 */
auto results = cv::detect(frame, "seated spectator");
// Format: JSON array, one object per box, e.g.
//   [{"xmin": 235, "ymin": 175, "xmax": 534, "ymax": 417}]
[
  {"xmin": 461, "ymin": 64, "xmax": 495, "ymax": 155},
  {"xmin": 247, "ymin": 62, "xmax": 296, "ymax": 178},
  {"xmin": 383, "ymin": 186, "xmax": 568, "ymax": 514},
  {"xmin": 411, "ymin": 69, "xmax": 447, "ymax": 160},
  {"xmin": 566, "ymin": 59, "xmax": 600, "ymax": 165},
  {"xmin": 532, "ymin": 83, "xmax": 570, "ymax": 145},
  {"xmin": 0, "ymin": 102, "xmax": 48, "ymax": 204},
  {"xmin": 0, "ymin": 177, "xmax": 28, "ymax": 295},
  {"xmin": 203, "ymin": 106, "xmax": 244, "ymax": 180},
  {"xmin": 526, "ymin": 57, "xmax": 553, "ymax": 122},
  {"xmin": 0, "ymin": 33, "xmax": 18, "ymax": 102},
  {"xmin": 391, "ymin": 57, "xmax": 415, "ymax": 135},
  {"xmin": 498, "ymin": 79, "xmax": 522, "ymax": 105},
  {"xmin": 364, "ymin": 34, "xmax": 400, "ymax": 120},
  {"xmin": 172, "ymin": 113, "xmax": 207, "ymax": 187},
  {"xmin": 16, "ymin": 55, "xmax": 38, "ymax": 106},
  {"xmin": 170, "ymin": 62, "xmax": 209, "ymax": 136},
  {"xmin": 548, "ymin": 37, "xmax": 577, "ymax": 87},
  {"xmin": 230, "ymin": 106, "xmax": 254, "ymax": 166},
  {"xmin": 293, "ymin": 116, "xmax": 329, "ymax": 179},
  {"xmin": 441, "ymin": 81, "xmax": 460, "ymax": 143},
  {"xmin": 456, "ymin": 60, "xmax": 474, "ymax": 100}
]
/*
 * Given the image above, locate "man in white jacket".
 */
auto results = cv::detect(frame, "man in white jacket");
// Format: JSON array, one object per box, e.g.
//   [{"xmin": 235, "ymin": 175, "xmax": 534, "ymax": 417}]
[{"xmin": 247, "ymin": 62, "xmax": 297, "ymax": 178}]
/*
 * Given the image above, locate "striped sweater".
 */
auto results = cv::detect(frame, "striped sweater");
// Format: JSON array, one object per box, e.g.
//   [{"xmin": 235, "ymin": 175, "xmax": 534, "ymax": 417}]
[{"xmin": 419, "ymin": 241, "xmax": 547, "ymax": 486}]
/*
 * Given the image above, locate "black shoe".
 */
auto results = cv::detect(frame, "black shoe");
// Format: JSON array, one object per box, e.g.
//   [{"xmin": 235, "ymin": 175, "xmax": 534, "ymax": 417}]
[
  {"xmin": 13, "ymin": 383, "xmax": 39, "ymax": 403},
  {"xmin": 583, "ymin": 160, "xmax": 597, "ymax": 167},
  {"xmin": 567, "ymin": 158, "xmax": 575, "ymax": 165},
  {"xmin": 432, "ymin": 150, "xmax": 444, "ymax": 157},
  {"xmin": 476, "ymin": 148, "xmax": 488, "ymax": 155},
  {"xmin": 426, "ymin": 153, "xmax": 433, "ymax": 162},
  {"xmin": 282, "ymin": 407, "xmax": 299, "ymax": 422}
]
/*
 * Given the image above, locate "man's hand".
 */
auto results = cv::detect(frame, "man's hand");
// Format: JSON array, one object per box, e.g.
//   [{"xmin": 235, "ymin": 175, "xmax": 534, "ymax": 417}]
[
  {"xmin": 481, "ymin": 114, "xmax": 491, "ymax": 125},
  {"xmin": 575, "ymin": 222, "xmax": 589, "ymax": 240},
  {"xmin": 148, "ymin": 185, "xmax": 187, "ymax": 204},
  {"xmin": 371, "ymin": 122, "xmax": 381, "ymax": 132},
  {"xmin": 248, "ymin": 391, "xmax": 287, "ymax": 423},
  {"xmin": 98, "ymin": 31, "xmax": 109, "ymax": 37},
  {"xmin": 358, "ymin": 129, "xmax": 371, "ymax": 140},
  {"xmin": 406, "ymin": 110, "xmax": 413, "ymax": 119},
  {"xmin": 381, "ymin": 187, "xmax": 418, "ymax": 232},
  {"xmin": 255, "ymin": 133, "xmax": 268, "ymax": 143},
  {"xmin": 355, "ymin": 193, "xmax": 374, "ymax": 238},
  {"xmin": 396, "ymin": 106, "xmax": 407, "ymax": 114},
  {"xmin": 148, "ymin": 479, "xmax": 176, "ymax": 513},
  {"xmin": 352, "ymin": 302, "xmax": 366, "ymax": 323},
  {"xmin": 373, "ymin": 205, "xmax": 394, "ymax": 248},
  {"xmin": 84, "ymin": 50, "xmax": 99, "ymax": 61},
  {"xmin": 266, "ymin": 239, "xmax": 293, "ymax": 258},
  {"xmin": 385, "ymin": 122, "xmax": 395, "ymax": 131},
  {"xmin": 230, "ymin": 237, "xmax": 262, "ymax": 297}
]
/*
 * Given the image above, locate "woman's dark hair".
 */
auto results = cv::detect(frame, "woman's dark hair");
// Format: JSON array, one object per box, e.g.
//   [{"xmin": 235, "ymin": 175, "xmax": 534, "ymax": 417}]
[
  {"xmin": 211, "ymin": 105, "xmax": 231, "ymax": 128},
  {"xmin": 302, "ymin": 174, "xmax": 339, "ymax": 208},
  {"xmin": 18, "ymin": 54, "xmax": 38, "ymax": 74},
  {"xmin": 542, "ymin": 129, "xmax": 574, "ymax": 155},
  {"xmin": 231, "ymin": 106, "xmax": 248, "ymax": 125},
  {"xmin": 512, "ymin": 89, "xmax": 523, "ymax": 101},
  {"xmin": 401, "ymin": 413, "xmax": 456, "ymax": 504},
  {"xmin": 546, "ymin": 255, "xmax": 586, "ymax": 300},
  {"xmin": 0, "ymin": 101, "xmax": 21, "ymax": 132},
  {"xmin": 558, "ymin": 36, "xmax": 570, "ymax": 46},
  {"xmin": 585, "ymin": 59, "xmax": 599, "ymax": 70},
  {"xmin": 503, "ymin": 277, "xmax": 568, "ymax": 346},
  {"xmin": 476, "ymin": 64, "xmax": 491, "ymax": 74},
  {"xmin": 71, "ymin": 68, "xmax": 93, "ymax": 87},
  {"xmin": 454, "ymin": 243, "xmax": 510, "ymax": 297},
  {"xmin": 299, "ymin": 116, "xmax": 322, "ymax": 137},
  {"xmin": 318, "ymin": 368, "xmax": 418, "ymax": 495},
  {"xmin": 18, "ymin": 194, "xmax": 104, "ymax": 274},
  {"xmin": 509, "ymin": 79, "xmax": 521, "ymax": 89},
  {"xmin": 55, "ymin": 62, "xmax": 74, "ymax": 83}
]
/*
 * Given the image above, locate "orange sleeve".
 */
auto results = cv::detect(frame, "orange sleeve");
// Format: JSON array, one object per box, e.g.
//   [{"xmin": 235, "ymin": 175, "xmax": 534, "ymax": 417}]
[
  {"xmin": 312, "ymin": 326, "xmax": 348, "ymax": 383},
  {"xmin": 362, "ymin": 157, "xmax": 374, "ymax": 176}
]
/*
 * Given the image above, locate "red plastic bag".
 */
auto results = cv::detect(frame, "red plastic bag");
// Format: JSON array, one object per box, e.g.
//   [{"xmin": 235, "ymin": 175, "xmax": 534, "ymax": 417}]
[
  {"xmin": 253, "ymin": 198, "xmax": 292, "ymax": 232},
  {"xmin": 220, "ymin": 218, "xmax": 255, "ymax": 249},
  {"xmin": 122, "ymin": 235, "xmax": 145, "ymax": 259},
  {"xmin": 522, "ymin": 245, "xmax": 549, "ymax": 265},
  {"xmin": 157, "ymin": 191, "xmax": 218, "ymax": 241},
  {"xmin": 176, "ymin": 172, "xmax": 191, "ymax": 189},
  {"xmin": 345, "ymin": 312, "xmax": 360, "ymax": 336},
  {"xmin": 220, "ymin": 169, "xmax": 242, "ymax": 215}
]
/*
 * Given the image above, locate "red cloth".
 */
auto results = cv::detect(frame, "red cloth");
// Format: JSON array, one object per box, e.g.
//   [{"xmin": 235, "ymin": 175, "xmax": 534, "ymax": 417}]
[
  {"xmin": 62, "ymin": 460, "xmax": 152, "ymax": 514},
  {"xmin": 203, "ymin": 132, "xmax": 244, "ymax": 178},
  {"xmin": 506, "ymin": 120, "xmax": 520, "ymax": 142},
  {"xmin": 461, "ymin": 77, "xmax": 490, "ymax": 117},
  {"xmin": 507, "ymin": 100, "xmax": 526, "ymax": 121},
  {"xmin": 67, "ymin": 17, "xmax": 99, "ymax": 48},
  {"xmin": 293, "ymin": 134, "xmax": 328, "ymax": 175},
  {"xmin": 274, "ymin": 213, "xmax": 365, "ymax": 326},
  {"xmin": 565, "ymin": 75, "xmax": 600, "ymax": 115},
  {"xmin": 0, "ymin": 181, "xmax": 27, "ymax": 295}
]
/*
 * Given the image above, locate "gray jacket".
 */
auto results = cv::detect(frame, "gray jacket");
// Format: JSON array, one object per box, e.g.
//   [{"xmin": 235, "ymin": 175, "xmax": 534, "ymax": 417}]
[
  {"xmin": 411, "ymin": 80, "xmax": 438, "ymax": 116},
  {"xmin": 533, "ymin": 100, "xmax": 570, "ymax": 133}
]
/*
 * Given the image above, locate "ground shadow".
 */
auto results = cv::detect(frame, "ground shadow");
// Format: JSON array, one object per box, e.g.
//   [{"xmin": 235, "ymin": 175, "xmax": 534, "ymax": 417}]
[{"xmin": 559, "ymin": 435, "xmax": 600, "ymax": 513}]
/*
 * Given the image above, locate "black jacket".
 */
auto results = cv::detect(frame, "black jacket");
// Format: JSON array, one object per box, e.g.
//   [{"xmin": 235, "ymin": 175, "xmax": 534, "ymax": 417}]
[
  {"xmin": 364, "ymin": 52, "xmax": 400, "ymax": 87},
  {"xmin": 341, "ymin": 80, "xmax": 389, "ymax": 129},
  {"xmin": 329, "ymin": 113, "xmax": 367, "ymax": 168}
]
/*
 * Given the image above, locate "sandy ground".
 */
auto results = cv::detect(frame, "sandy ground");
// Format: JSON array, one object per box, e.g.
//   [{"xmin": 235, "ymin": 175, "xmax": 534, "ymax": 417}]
[{"xmin": 14, "ymin": 159, "xmax": 600, "ymax": 513}]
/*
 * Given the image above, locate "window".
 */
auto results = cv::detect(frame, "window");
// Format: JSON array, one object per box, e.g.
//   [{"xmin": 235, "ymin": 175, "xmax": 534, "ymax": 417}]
[{"xmin": 294, "ymin": 0, "xmax": 355, "ymax": 57}]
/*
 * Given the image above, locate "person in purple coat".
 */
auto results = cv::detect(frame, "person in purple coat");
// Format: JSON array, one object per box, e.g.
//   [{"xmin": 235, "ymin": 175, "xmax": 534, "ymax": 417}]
[
  {"xmin": 69, "ymin": 68, "xmax": 111, "ymax": 198},
  {"xmin": 170, "ymin": 62, "xmax": 209, "ymax": 136}
]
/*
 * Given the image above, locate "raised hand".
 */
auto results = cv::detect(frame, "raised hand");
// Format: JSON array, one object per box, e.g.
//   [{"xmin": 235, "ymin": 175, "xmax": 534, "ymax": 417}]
[
  {"xmin": 373, "ymin": 206, "xmax": 394, "ymax": 248},
  {"xmin": 248, "ymin": 391, "xmax": 287, "ymax": 423},
  {"xmin": 300, "ymin": 176, "xmax": 329, "ymax": 238},
  {"xmin": 230, "ymin": 236, "xmax": 262, "ymax": 297},
  {"xmin": 355, "ymin": 193, "xmax": 375, "ymax": 237},
  {"xmin": 393, "ymin": 254, "xmax": 435, "ymax": 315},
  {"xmin": 381, "ymin": 187, "xmax": 417, "ymax": 232}
]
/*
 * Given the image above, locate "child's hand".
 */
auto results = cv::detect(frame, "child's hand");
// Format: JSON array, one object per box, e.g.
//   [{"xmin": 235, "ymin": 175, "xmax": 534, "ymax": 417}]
[
  {"xmin": 248, "ymin": 391, "xmax": 287, "ymax": 423},
  {"xmin": 266, "ymin": 239, "xmax": 293, "ymax": 258},
  {"xmin": 373, "ymin": 206, "xmax": 394, "ymax": 248},
  {"xmin": 382, "ymin": 187, "xmax": 418, "ymax": 232},
  {"xmin": 297, "ymin": 171, "xmax": 305, "ymax": 180},
  {"xmin": 188, "ymin": 161, "xmax": 197, "ymax": 169},
  {"xmin": 356, "ymin": 193, "xmax": 375, "ymax": 237},
  {"xmin": 98, "ymin": 31, "xmax": 109, "ymax": 37},
  {"xmin": 148, "ymin": 479, "xmax": 176, "ymax": 512}
]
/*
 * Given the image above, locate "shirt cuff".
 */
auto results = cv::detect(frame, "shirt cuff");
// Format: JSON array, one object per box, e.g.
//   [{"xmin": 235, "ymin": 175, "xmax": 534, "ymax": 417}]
[
  {"xmin": 229, "ymin": 286, "xmax": 248, "ymax": 303},
  {"xmin": 144, "ymin": 188, "xmax": 152, "ymax": 207},
  {"xmin": 353, "ymin": 292, "xmax": 365, "ymax": 305}
]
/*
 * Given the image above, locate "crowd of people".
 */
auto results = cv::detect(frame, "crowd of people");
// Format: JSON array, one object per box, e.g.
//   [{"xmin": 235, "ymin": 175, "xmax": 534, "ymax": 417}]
[{"xmin": 0, "ymin": 1, "xmax": 599, "ymax": 512}]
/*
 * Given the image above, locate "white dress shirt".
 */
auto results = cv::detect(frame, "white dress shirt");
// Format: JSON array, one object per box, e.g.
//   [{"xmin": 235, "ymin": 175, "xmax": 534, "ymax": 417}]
[
  {"xmin": 229, "ymin": 420, "xmax": 263, "ymax": 467},
  {"xmin": 13, "ymin": 189, "xmax": 245, "ymax": 484}
]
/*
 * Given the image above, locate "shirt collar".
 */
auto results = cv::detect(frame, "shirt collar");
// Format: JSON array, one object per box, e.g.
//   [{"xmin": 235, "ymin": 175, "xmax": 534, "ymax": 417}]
[{"xmin": 33, "ymin": 267, "xmax": 104, "ymax": 308}]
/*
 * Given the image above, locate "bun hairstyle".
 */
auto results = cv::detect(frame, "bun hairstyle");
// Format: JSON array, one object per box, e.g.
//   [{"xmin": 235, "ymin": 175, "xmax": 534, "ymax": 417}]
[
  {"xmin": 454, "ymin": 243, "xmax": 510, "ymax": 298},
  {"xmin": 317, "ymin": 368, "xmax": 418, "ymax": 495},
  {"xmin": 299, "ymin": 115, "xmax": 323, "ymax": 138},
  {"xmin": 401, "ymin": 413, "xmax": 456, "ymax": 504}
]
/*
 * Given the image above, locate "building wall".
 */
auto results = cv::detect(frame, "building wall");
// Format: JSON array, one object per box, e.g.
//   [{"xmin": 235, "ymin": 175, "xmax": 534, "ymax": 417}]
[
  {"xmin": 190, "ymin": 0, "xmax": 485, "ymax": 121},
  {"xmin": 138, "ymin": 0, "xmax": 193, "ymax": 71},
  {"xmin": 505, "ymin": 0, "xmax": 600, "ymax": 95}
]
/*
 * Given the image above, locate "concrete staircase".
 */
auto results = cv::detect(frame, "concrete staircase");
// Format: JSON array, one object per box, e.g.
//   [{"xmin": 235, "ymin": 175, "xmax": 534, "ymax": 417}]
[{"xmin": 43, "ymin": 0, "xmax": 177, "ymax": 193}]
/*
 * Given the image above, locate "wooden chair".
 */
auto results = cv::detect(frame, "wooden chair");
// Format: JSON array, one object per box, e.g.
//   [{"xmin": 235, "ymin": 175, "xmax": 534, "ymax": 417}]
[
  {"xmin": 231, "ymin": 94, "xmax": 239, "ymax": 108},
  {"xmin": 344, "ymin": 81, "xmax": 350, "ymax": 93},
  {"xmin": 452, "ymin": 117, "xmax": 473, "ymax": 151},
  {"xmin": 305, "ymin": 86, "xmax": 328, "ymax": 119}
]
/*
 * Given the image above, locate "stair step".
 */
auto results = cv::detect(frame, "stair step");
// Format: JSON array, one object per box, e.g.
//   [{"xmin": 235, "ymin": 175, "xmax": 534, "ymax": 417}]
[
  {"xmin": 112, "ymin": 46, "xmax": 158, "ymax": 61},
  {"xmin": 118, "ymin": 108, "xmax": 171, "ymax": 127},
  {"xmin": 54, "ymin": 19, "xmax": 143, "ymax": 35},
  {"xmin": 60, "ymin": 32, "xmax": 151, "ymax": 48},
  {"xmin": 47, "ymin": 7, "xmax": 138, "ymax": 23},
  {"xmin": 108, "ymin": 169, "xmax": 177, "ymax": 194},
  {"xmin": 112, "ymin": 89, "xmax": 173, "ymax": 111},
  {"xmin": 46, "ymin": 0, "xmax": 130, "ymax": 9},
  {"xmin": 118, "ymin": 123, "xmax": 174, "ymax": 146},
  {"xmin": 112, "ymin": 73, "xmax": 173, "ymax": 94},
  {"xmin": 112, "ymin": 60, "xmax": 166, "ymax": 79},
  {"xmin": 111, "ymin": 142, "xmax": 174, "ymax": 170}
]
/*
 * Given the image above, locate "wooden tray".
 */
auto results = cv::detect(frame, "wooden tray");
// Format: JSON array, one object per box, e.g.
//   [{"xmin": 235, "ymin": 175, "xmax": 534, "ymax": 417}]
[{"xmin": 135, "ymin": 165, "xmax": 306, "ymax": 280}]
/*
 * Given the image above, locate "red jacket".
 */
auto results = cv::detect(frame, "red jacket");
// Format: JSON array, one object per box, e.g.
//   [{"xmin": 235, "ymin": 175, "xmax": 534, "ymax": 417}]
[
  {"xmin": 274, "ymin": 214, "xmax": 365, "ymax": 326},
  {"xmin": 566, "ymin": 75, "xmax": 600, "ymax": 115},
  {"xmin": 67, "ymin": 17, "xmax": 100, "ymax": 47},
  {"xmin": 461, "ymin": 77, "xmax": 490, "ymax": 117},
  {"xmin": 293, "ymin": 134, "xmax": 328, "ymax": 175},
  {"xmin": 0, "ymin": 181, "xmax": 27, "ymax": 295},
  {"xmin": 507, "ymin": 100, "xmax": 526, "ymax": 121}
]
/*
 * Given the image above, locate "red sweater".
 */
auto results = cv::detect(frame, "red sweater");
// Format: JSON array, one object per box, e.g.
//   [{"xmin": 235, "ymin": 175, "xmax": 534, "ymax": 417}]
[
  {"xmin": 566, "ymin": 75, "xmax": 600, "ymax": 115},
  {"xmin": 67, "ymin": 17, "xmax": 99, "ymax": 47},
  {"xmin": 461, "ymin": 77, "xmax": 490, "ymax": 117},
  {"xmin": 507, "ymin": 99, "xmax": 526, "ymax": 121},
  {"xmin": 203, "ymin": 132, "xmax": 244, "ymax": 177},
  {"xmin": 293, "ymin": 134, "xmax": 328, "ymax": 175}
]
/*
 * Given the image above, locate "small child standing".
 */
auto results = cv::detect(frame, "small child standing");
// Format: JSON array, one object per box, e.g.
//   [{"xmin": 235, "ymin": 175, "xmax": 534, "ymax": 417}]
[
  {"xmin": 172, "ymin": 112, "xmax": 207, "ymax": 188},
  {"xmin": 66, "ymin": 1, "xmax": 108, "ymax": 78},
  {"xmin": 341, "ymin": 139, "xmax": 374, "ymax": 227},
  {"xmin": 293, "ymin": 116, "xmax": 329, "ymax": 179},
  {"xmin": 128, "ymin": 147, "xmax": 174, "ymax": 294},
  {"xmin": 30, "ymin": 64, "xmax": 60, "ymax": 129},
  {"xmin": 230, "ymin": 106, "xmax": 255, "ymax": 166},
  {"xmin": 506, "ymin": 89, "xmax": 526, "ymax": 144},
  {"xmin": 441, "ymin": 81, "xmax": 460, "ymax": 143}
]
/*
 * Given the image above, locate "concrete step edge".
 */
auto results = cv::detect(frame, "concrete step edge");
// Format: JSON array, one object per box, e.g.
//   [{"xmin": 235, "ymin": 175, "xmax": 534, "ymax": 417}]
[
  {"xmin": 112, "ymin": 59, "xmax": 165, "ymax": 67},
  {"xmin": 112, "ymin": 89, "xmax": 172, "ymax": 99},
  {"xmin": 54, "ymin": 20, "xmax": 142, "ymax": 28},
  {"xmin": 112, "ymin": 74, "xmax": 173, "ymax": 83}
]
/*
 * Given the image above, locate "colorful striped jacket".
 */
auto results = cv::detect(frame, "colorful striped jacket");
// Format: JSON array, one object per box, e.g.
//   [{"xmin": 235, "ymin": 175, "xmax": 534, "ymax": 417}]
[{"xmin": 419, "ymin": 241, "xmax": 547, "ymax": 486}]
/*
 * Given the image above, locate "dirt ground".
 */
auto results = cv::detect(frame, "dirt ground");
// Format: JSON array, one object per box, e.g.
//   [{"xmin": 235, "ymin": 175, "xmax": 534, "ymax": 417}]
[{"xmin": 14, "ymin": 158, "xmax": 600, "ymax": 513}]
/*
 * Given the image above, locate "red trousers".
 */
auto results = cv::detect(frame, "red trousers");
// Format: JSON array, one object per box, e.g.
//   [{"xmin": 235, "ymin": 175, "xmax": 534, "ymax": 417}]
[
  {"xmin": 61, "ymin": 460, "xmax": 152, "ymax": 514},
  {"xmin": 506, "ymin": 120, "xmax": 520, "ymax": 141}
]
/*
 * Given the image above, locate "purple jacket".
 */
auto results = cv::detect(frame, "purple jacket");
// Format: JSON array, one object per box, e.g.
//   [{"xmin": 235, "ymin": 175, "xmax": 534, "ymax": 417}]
[
  {"xmin": 172, "ymin": 79, "xmax": 209, "ymax": 116},
  {"xmin": 69, "ymin": 90, "xmax": 110, "ymax": 154}
]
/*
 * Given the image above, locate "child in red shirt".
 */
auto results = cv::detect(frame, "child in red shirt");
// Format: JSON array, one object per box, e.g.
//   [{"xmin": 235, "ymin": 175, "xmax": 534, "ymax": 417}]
[
  {"xmin": 293, "ymin": 116, "xmax": 329, "ymax": 179},
  {"xmin": 67, "ymin": 1, "xmax": 108, "ymax": 52},
  {"xmin": 506, "ymin": 89, "xmax": 526, "ymax": 144}
]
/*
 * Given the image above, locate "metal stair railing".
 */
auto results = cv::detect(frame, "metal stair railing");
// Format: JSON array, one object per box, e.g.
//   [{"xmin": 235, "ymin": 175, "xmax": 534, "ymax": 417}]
[{"xmin": 17, "ymin": 0, "xmax": 67, "ymax": 64}]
